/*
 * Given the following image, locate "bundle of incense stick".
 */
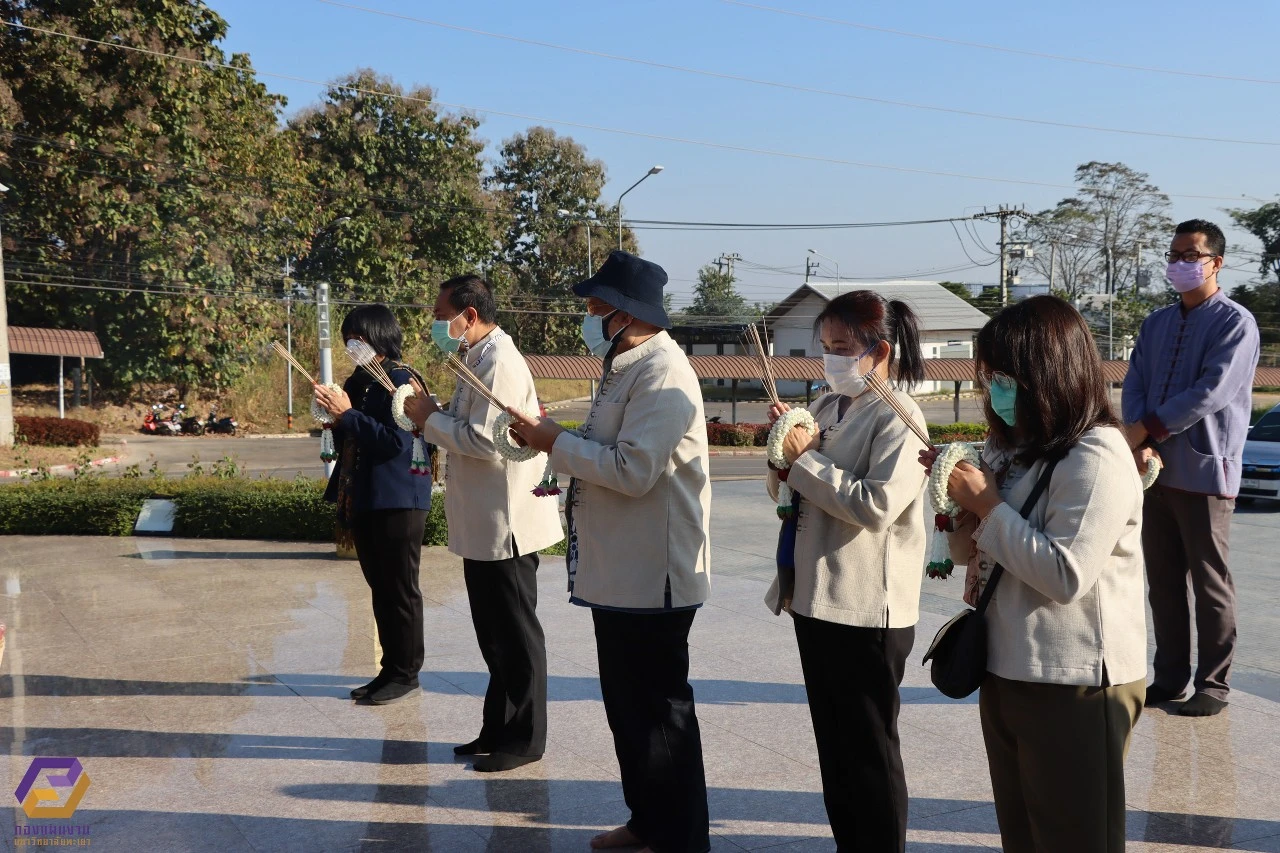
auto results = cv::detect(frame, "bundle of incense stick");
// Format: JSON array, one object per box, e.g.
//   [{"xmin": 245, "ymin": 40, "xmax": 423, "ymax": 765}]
[
  {"xmin": 864, "ymin": 370, "xmax": 935, "ymax": 450},
  {"xmin": 344, "ymin": 340, "xmax": 398, "ymax": 394},
  {"xmin": 744, "ymin": 323, "xmax": 784, "ymax": 409},
  {"xmin": 270, "ymin": 341, "xmax": 318, "ymax": 386},
  {"xmin": 443, "ymin": 352, "xmax": 514, "ymax": 412}
]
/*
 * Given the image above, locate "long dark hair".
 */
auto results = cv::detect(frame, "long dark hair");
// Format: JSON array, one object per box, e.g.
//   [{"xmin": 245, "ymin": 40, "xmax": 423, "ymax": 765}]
[
  {"xmin": 975, "ymin": 295, "xmax": 1117, "ymax": 461},
  {"xmin": 813, "ymin": 290, "xmax": 925, "ymax": 390},
  {"xmin": 340, "ymin": 304, "xmax": 403, "ymax": 361}
]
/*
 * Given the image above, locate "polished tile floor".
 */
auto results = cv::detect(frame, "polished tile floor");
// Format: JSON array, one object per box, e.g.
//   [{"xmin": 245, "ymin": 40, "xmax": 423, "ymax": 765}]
[{"xmin": 1, "ymin": 486, "xmax": 1279, "ymax": 851}]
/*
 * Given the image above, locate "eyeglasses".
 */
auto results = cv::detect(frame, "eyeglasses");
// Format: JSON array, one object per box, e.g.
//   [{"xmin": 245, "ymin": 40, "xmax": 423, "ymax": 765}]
[
  {"xmin": 1164, "ymin": 251, "xmax": 1218, "ymax": 263},
  {"xmin": 977, "ymin": 370, "xmax": 1016, "ymax": 388}
]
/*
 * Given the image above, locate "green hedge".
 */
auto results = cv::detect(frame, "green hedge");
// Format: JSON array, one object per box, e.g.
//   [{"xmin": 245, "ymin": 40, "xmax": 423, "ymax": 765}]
[
  {"xmin": 15, "ymin": 416, "xmax": 101, "ymax": 447},
  {"xmin": 0, "ymin": 480, "xmax": 155, "ymax": 535},
  {"xmin": 928, "ymin": 422, "xmax": 988, "ymax": 443}
]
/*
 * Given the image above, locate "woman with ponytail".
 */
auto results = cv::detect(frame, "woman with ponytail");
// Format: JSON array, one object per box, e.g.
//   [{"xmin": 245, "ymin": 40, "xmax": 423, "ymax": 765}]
[{"xmin": 764, "ymin": 291, "xmax": 928, "ymax": 852}]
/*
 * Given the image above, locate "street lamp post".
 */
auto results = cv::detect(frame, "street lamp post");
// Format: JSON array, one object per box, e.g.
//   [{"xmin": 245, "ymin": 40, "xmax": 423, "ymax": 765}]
[
  {"xmin": 0, "ymin": 182, "xmax": 12, "ymax": 447},
  {"xmin": 808, "ymin": 249, "xmax": 841, "ymax": 294},
  {"xmin": 616, "ymin": 165, "xmax": 663, "ymax": 249}
]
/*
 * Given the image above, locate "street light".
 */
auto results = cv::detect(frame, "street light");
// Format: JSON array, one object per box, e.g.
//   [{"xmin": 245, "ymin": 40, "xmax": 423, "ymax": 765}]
[
  {"xmin": 616, "ymin": 165, "xmax": 663, "ymax": 249},
  {"xmin": 808, "ymin": 249, "xmax": 841, "ymax": 294},
  {"xmin": 558, "ymin": 209, "xmax": 595, "ymax": 272}
]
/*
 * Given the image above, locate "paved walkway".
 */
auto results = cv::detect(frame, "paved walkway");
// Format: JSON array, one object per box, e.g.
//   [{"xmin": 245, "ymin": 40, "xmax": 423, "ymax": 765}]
[{"xmin": 0, "ymin": 484, "xmax": 1278, "ymax": 851}]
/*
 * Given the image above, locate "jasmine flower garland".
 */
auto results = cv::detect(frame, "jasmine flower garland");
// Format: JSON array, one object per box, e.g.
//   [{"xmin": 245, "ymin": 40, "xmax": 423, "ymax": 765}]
[
  {"xmin": 926, "ymin": 442, "xmax": 982, "ymax": 579},
  {"xmin": 311, "ymin": 384, "xmax": 343, "ymax": 462},
  {"xmin": 391, "ymin": 384, "xmax": 430, "ymax": 476}
]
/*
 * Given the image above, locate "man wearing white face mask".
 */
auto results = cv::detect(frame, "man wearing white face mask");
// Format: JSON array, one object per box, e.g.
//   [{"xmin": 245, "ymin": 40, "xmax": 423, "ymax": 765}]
[
  {"xmin": 1122, "ymin": 219, "xmax": 1260, "ymax": 717},
  {"xmin": 404, "ymin": 274, "xmax": 563, "ymax": 771},
  {"xmin": 506, "ymin": 251, "xmax": 712, "ymax": 853}
]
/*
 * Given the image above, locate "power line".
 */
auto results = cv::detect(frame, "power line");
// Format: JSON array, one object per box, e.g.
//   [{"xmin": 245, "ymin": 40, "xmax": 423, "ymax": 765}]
[
  {"xmin": 307, "ymin": 0, "xmax": 1280, "ymax": 147},
  {"xmin": 721, "ymin": 1, "xmax": 1280, "ymax": 86},
  {"xmin": 3, "ymin": 20, "xmax": 1259, "ymax": 202}
]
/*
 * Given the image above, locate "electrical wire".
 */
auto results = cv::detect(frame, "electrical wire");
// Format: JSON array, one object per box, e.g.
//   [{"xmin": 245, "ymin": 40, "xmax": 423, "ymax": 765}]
[
  {"xmin": 721, "ymin": 1, "xmax": 1280, "ymax": 86},
  {"xmin": 2, "ymin": 20, "xmax": 1260, "ymax": 202},
  {"xmin": 307, "ymin": 0, "xmax": 1280, "ymax": 147}
]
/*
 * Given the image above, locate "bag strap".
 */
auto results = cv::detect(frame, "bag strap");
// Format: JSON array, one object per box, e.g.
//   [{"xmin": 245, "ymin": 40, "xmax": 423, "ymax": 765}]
[{"xmin": 973, "ymin": 455, "xmax": 1061, "ymax": 615}]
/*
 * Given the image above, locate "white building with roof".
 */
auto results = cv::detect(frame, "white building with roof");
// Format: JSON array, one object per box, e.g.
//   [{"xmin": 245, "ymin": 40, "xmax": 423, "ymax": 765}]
[{"xmin": 764, "ymin": 280, "xmax": 992, "ymax": 395}]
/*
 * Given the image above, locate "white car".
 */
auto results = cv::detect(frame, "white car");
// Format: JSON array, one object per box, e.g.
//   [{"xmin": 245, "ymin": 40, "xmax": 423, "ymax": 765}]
[{"xmin": 1241, "ymin": 403, "xmax": 1280, "ymax": 504}]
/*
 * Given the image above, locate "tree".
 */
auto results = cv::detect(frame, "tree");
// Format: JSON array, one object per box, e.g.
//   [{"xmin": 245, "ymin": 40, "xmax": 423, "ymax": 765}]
[
  {"xmin": 0, "ymin": 0, "xmax": 316, "ymax": 395},
  {"xmin": 1022, "ymin": 162, "xmax": 1174, "ymax": 302},
  {"xmin": 488, "ymin": 126, "xmax": 637, "ymax": 353},
  {"xmin": 939, "ymin": 281, "xmax": 1000, "ymax": 316},
  {"xmin": 689, "ymin": 263, "xmax": 748, "ymax": 319},
  {"xmin": 1228, "ymin": 199, "xmax": 1280, "ymax": 349},
  {"xmin": 289, "ymin": 70, "xmax": 493, "ymax": 336}
]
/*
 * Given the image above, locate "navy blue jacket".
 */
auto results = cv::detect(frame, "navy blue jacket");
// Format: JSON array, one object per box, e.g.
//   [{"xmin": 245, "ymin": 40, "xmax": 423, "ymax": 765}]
[{"xmin": 323, "ymin": 364, "xmax": 432, "ymax": 515}]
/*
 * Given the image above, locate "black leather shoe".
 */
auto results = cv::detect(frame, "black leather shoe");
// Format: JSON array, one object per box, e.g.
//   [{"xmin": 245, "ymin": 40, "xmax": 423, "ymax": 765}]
[
  {"xmin": 350, "ymin": 675, "xmax": 386, "ymax": 701},
  {"xmin": 454, "ymin": 738, "xmax": 495, "ymax": 756},
  {"xmin": 367, "ymin": 679, "xmax": 420, "ymax": 705}
]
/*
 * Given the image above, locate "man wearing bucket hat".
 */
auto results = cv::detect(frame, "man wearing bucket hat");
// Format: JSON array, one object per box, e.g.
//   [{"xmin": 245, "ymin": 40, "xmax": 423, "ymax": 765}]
[{"xmin": 508, "ymin": 251, "xmax": 713, "ymax": 853}]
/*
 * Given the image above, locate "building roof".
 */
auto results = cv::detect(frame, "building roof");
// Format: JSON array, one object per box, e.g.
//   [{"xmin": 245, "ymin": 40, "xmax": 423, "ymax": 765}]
[
  {"xmin": 523, "ymin": 353, "xmax": 1280, "ymax": 388},
  {"xmin": 7, "ymin": 327, "xmax": 104, "ymax": 359},
  {"xmin": 765, "ymin": 281, "xmax": 991, "ymax": 333}
]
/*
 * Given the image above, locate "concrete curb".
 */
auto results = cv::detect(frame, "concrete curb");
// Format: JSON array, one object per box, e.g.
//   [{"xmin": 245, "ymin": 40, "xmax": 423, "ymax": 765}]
[
  {"xmin": 0, "ymin": 453, "xmax": 124, "ymax": 478},
  {"xmin": 707, "ymin": 448, "xmax": 767, "ymax": 457}
]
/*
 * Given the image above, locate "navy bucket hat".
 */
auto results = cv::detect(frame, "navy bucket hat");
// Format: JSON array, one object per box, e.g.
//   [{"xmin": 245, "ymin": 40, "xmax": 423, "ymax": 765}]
[{"xmin": 572, "ymin": 251, "xmax": 671, "ymax": 329}]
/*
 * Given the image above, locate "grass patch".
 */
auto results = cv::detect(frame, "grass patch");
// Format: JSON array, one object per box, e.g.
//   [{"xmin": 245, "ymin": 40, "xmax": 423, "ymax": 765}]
[{"xmin": 535, "ymin": 379, "xmax": 592, "ymax": 403}]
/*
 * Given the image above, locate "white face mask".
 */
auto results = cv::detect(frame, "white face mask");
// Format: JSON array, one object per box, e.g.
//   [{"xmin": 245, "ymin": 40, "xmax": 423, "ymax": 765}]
[{"xmin": 822, "ymin": 344, "xmax": 877, "ymax": 397}]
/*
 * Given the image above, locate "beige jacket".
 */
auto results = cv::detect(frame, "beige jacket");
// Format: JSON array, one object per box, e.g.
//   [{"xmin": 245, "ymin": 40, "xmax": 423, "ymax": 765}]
[
  {"xmin": 552, "ymin": 332, "xmax": 712, "ymax": 609},
  {"xmin": 948, "ymin": 426, "xmax": 1147, "ymax": 686},
  {"xmin": 420, "ymin": 329, "xmax": 563, "ymax": 562},
  {"xmin": 765, "ymin": 390, "xmax": 929, "ymax": 628}
]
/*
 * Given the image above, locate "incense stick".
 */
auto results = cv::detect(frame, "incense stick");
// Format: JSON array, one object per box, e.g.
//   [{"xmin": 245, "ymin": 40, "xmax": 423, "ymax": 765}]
[
  {"xmin": 744, "ymin": 323, "xmax": 783, "ymax": 408},
  {"xmin": 444, "ymin": 353, "xmax": 512, "ymax": 411},
  {"xmin": 271, "ymin": 342, "xmax": 318, "ymax": 386},
  {"xmin": 343, "ymin": 340, "xmax": 399, "ymax": 394},
  {"xmin": 864, "ymin": 371, "xmax": 935, "ymax": 449}
]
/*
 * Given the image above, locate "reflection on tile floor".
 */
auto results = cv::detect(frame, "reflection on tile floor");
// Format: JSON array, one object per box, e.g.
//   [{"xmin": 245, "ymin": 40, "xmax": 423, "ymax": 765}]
[{"xmin": 1, "ymin": 534, "xmax": 1278, "ymax": 851}]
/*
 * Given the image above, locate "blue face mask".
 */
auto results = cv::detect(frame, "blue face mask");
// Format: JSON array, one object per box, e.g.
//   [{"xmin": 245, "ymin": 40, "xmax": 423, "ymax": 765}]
[
  {"xmin": 581, "ymin": 310, "xmax": 624, "ymax": 357},
  {"xmin": 431, "ymin": 314, "xmax": 464, "ymax": 354},
  {"xmin": 989, "ymin": 373, "xmax": 1018, "ymax": 427}
]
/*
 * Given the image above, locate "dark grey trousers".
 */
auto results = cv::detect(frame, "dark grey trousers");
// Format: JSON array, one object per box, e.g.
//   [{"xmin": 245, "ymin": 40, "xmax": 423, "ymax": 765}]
[{"xmin": 1142, "ymin": 485, "xmax": 1238, "ymax": 700}]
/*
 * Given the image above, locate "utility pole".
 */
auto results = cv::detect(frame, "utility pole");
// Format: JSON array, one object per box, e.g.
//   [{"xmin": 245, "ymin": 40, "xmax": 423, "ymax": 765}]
[
  {"xmin": 0, "ymin": 182, "xmax": 12, "ymax": 447},
  {"xmin": 283, "ymin": 259, "xmax": 294, "ymax": 431},
  {"xmin": 1049, "ymin": 242, "xmax": 1057, "ymax": 294},
  {"xmin": 1134, "ymin": 241, "xmax": 1144, "ymax": 293},
  {"xmin": 717, "ymin": 253, "xmax": 741, "ymax": 278},
  {"xmin": 804, "ymin": 257, "xmax": 819, "ymax": 284},
  {"xmin": 1105, "ymin": 245, "xmax": 1115, "ymax": 360},
  {"xmin": 317, "ymin": 281, "xmax": 335, "ymax": 477},
  {"xmin": 975, "ymin": 205, "xmax": 1029, "ymax": 307}
]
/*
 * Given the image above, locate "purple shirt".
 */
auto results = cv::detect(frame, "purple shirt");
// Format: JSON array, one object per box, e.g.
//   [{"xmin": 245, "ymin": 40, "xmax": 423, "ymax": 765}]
[{"xmin": 1122, "ymin": 290, "xmax": 1260, "ymax": 497}]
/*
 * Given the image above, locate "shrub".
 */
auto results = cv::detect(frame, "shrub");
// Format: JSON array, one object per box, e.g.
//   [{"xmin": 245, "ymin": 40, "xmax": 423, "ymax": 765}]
[
  {"xmin": 705, "ymin": 422, "xmax": 754, "ymax": 447},
  {"xmin": 169, "ymin": 477, "xmax": 334, "ymax": 540},
  {"xmin": 0, "ymin": 480, "xmax": 153, "ymax": 535},
  {"xmin": 15, "ymin": 416, "xmax": 100, "ymax": 447},
  {"xmin": 929, "ymin": 422, "xmax": 989, "ymax": 444}
]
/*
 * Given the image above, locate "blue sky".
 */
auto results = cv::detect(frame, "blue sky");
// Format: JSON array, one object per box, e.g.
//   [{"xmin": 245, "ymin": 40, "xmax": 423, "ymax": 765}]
[{"xmin": 209, "ymin": 0, "xmax": 1279, "ymax": 307}]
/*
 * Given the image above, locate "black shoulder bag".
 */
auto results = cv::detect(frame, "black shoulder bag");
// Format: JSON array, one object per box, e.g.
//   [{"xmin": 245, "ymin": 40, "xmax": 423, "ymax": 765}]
[{"xmin": 921, "ymin": 456, "xmax": 1060, "ymax": 699}]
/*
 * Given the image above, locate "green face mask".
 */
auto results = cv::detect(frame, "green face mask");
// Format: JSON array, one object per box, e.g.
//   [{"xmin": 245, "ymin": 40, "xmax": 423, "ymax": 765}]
[
  {"xmin": 989, "ymin": 374, "xmax": 1018, "ymax": 426},
  {"xmin": 431, "ymin": 314, "xmax": 464, "ymax": 353}
]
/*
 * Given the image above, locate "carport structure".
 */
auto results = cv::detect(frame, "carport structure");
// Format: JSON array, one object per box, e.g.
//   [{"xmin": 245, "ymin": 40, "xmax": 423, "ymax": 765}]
[
  {"xmin": 7, "ymin": 326, "xmax": 104, "ymax": 418},
  {"xmin": 522, "ymin": 354, "xmax": 1280, "ymax": 424}
]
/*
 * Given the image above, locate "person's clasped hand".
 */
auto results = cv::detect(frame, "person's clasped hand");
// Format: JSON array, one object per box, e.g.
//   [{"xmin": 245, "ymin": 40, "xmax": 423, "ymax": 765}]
[
  {"xmin": 403, "ymin": 379, "xmax": 439, "ymax": 428},
  {"xmin": 947, "ymin": 460, "xmax": 1003, "ymax": 519},
  {"xmin": 505, "ymin": 408, "xmax": 565, "ymax": 454},
  {"xmin": 313, "ymin": 383, "xmax": 352, "ymax": 418}
]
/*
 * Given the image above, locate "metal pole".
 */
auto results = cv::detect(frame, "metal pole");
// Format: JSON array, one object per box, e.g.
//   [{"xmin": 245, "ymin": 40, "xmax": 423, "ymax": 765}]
[
  {"xmin": 0, "ymin": 187, "xmax": 13, "ymax": 446},
  {"xmin": 1106, "ymin": 246, "xmax": 1114, "ymax": 360},
  {"xmin": 585, "ymin": 223, "xmax": 592, "ymax": 272},
  {"xmin": 285, "ymin": 261, "xmax": 293, "ymax": 430},
  {"xmin": 953, "ymin": 380, "xmax": 961, "ymax": 423},
  {"xmin": 616, "ymin": 168, "xmax": 660, "ymax": 249},
  {"xmin": 317, "ymin": 282, "xmax": 335, "ymax": 477},
  {"xmin": 1049, "ymin": 242, "xmax": 1057, "ymax": 294},
  {"xmin": 731, "ymin": 378, "xmax": 738, "ymax": 424},
  {"xmin": 999, "ymin": 212, "xmax": 1009, "ymax": 307},
  {"xmin": 58, "ymin": 356, "xmax": 64, "ymax": 419}
]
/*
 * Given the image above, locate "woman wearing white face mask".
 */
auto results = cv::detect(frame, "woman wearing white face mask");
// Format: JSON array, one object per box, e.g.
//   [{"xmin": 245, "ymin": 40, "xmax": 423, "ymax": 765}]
[{"xmin": 764, "ymin": 290, "xmax": 928, "ymax": 853}]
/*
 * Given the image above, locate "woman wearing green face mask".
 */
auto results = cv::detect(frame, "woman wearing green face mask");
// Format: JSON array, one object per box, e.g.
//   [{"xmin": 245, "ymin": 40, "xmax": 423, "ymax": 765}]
[{"xmin": 920, "ymin": 296, "xmax": 1147, "ymax": 853}]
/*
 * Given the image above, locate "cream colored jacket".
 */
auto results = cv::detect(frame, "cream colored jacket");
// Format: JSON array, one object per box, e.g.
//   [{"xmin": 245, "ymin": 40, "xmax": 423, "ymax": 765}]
[
  {"xmin": 420, "ymin": 329, "xmax": 563, "ymax": 562},
  {"xmin": 552, "ymin": 332, "xmax": 712, "ymax": 609},
  {"xmin": 947, "ymin": 426, "xmax": 1147, "ymax": 686},
  {"xmin": 765, "ymin": 390, "xmax": 929, "ymax": 628}
]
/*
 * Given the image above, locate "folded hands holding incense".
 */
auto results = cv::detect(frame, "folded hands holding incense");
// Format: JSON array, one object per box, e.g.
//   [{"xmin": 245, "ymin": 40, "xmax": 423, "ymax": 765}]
[
  {"xmin": 313, "ymin": 383, "xmax": 352, "ymax": 418},
  {"xmin": 403, "ymin": 379, "xmax": 439, "ymax": 427},
  {"xmin": 768, "ymin": 403, "xmax": 820, "ymax": 466},
  {"xmin": 504, "ymin": 408, "xmax": 565, "ymax": 454}
]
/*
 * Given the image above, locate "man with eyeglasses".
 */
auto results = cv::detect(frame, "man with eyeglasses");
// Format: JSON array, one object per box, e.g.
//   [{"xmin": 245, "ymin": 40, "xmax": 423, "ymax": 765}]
[{"xmin": 1121, "ymin": 219, "xmax": 1260, "ymax": 717}]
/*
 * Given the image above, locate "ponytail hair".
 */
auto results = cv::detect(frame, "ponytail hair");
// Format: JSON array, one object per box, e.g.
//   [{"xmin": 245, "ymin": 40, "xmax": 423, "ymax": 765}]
[{"xmin": 813, "ymin": 291, "xmax": 925, "ymax": 390}]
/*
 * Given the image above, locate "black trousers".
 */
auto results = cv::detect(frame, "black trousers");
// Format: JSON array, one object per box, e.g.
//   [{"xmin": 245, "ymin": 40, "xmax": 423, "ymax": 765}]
[
  {"xmin": 352, "ymin": 509, "xmax": 428, "ymax": 683},
  {"xmin": 463, "ymin": 552, "xmax": 547, "ymax": 757},
  {"xmin": 1142, "ymin": 485, "xmax": 1238, "ymax": 699},
  {"xmin": 593, "ymin": 608, "xmax": 710, "ymax": 853},
  {"xmin": 792, "ymin": 613, "xmax": 914, "ymax": 853}
]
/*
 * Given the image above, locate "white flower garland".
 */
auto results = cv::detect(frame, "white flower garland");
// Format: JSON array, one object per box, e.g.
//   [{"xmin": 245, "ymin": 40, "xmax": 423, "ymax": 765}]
[
  {"xmin": 929, "ymin": 441, "xmax": 983, "ymax": 517},
  {"xmin": 493, "ymin": 411, "xmax": 539, "ymax": 463},
  {"xmin": 766, "ymin": 408, "xmax": 817, "ymax": 469},
  {"xmin": 311, "ymin": 383, "xmax": 343, "ymax": 462},
  {"xmin": 391, "ymin": 384, "xmax": 430, "ymax": 476},
  {"xmin": 1142, "ymin": 455, "xmax": 1161, "ymax": 490}
]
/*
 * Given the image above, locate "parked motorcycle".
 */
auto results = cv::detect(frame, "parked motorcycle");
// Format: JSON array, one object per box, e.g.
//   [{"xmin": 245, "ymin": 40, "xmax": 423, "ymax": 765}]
[
  {"xmin": 179, "ymin": 404, "xmax": 206, "ymax": 436},
  {"xmin": 160, "ymin": 407, "xmax": 183, "ymax": 436},
  {"xmin": 204, "ymin": 406, "xmax": 238, "ymax": 436},
  {"xmin": 141, "ymin": 404, "xmax": 165, "ymax": 435}
]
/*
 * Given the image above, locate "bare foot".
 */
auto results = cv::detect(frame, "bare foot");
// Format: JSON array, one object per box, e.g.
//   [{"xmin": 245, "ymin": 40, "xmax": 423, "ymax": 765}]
[{"xmin": 590, "ymin": 825, "xmax": 643, "ymax": 850}]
